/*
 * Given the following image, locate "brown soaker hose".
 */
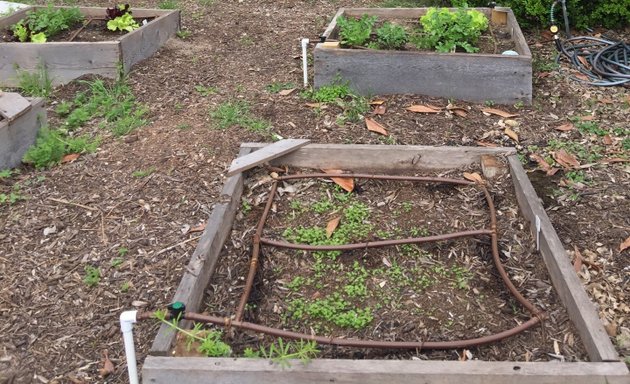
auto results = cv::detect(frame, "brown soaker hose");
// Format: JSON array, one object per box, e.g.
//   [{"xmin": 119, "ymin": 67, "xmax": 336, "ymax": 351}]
[
  {"xmin": 182, "ymin": 311, "xmax": 541, "ymax": 350},
  {"xmin": 225, "ymin": 173, "xmax": 544, "ymax": 349}
]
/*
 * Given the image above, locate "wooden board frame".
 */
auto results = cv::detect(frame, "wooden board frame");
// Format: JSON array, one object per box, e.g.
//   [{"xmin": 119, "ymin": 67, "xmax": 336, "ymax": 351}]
[
  {"xmin": 145, "ymin": 143, "xmax": 627, "ymax": 383},
  {"xmin": 314, "ymin": 8, "xmax": 532, "ymax": 105},
  {"xmin": 0, "ymin": 6, "xmax": 180, "ymax": 86},
  {"xmin": 0, "ymin": 96, "xmax": 46, "ymax": 169}
]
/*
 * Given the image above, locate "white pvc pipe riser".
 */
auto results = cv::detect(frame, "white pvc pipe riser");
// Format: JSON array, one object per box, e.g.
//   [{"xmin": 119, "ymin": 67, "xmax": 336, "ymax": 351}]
[
  {"xmin": 120, "ymin": 310, "xmax": 139, "ymax": 384},
  {"xmin": 301, "ymin": 38, "xmax": 309, "ymax": 87}
]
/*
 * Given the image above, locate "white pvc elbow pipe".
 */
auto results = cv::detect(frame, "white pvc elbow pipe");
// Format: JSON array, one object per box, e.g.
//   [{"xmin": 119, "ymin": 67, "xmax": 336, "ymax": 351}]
[
  {"xmin": 120, "ymin": 310, "xmax": 139, "ymax": 384},
  {"xmin": 301, "ymin": 38, "xmax": 309, "ymax": 87}
]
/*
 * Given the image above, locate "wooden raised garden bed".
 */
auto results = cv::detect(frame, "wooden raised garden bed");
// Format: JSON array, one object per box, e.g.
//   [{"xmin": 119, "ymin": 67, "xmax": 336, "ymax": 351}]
[
  {"xmin": 314, "ymin": 8, "xmax": 532, "ymax": 105},
  {"xmin": 0, "ymin": 92, "xmax": 45, "ymax": 169},
  {"xmin": 0, "ymin": 6, "xmax": 180, "ymax": 87},
  {"xmin": 142, "ymin": 143, "xmax": 627, "ymax": 383}
]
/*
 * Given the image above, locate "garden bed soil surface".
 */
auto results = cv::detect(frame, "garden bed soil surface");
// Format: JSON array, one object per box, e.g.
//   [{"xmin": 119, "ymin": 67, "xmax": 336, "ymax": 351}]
[
  {"xmin": 0, "ymin": 0, "xmax": 628, "ymax": 383},
  {"xmin": 191, "ymin": 164, "xmax": 589, "ymax": 362}
]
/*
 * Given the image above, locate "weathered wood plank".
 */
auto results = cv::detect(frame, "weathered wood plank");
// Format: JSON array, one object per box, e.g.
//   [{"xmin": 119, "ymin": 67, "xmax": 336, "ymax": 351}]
[
  {"xmin": 0, "ymin": 92, "xmax": 31, "ymax": 121},
  {"xmin": 227, "ymin": 139, "xmax": 310, "ymax": 177},
  {"xmin": 314, "ymin": 45, "xmax": 531, "ymax": 104},
  {"xmin": 507, "ymin": 155, "xmax": 619, "ymax": 362},
  {"xmin": 120, "ymin": 9, "xmax": 180, "ymax": 72},
  {"xmin": 149, "ymin": 148, "xmax": 250, "ymax": 356},
  {"xmin": 0, "ymin": 42, "xmax": 120, "ymax": 87},
  {"xmin": 0, "ymin": 97, "xmax": 46, "ymax": 169},
  {"xmin": 143, "ymin": 357, "xmax": 630, "ymax": 384},
  {"xmin": 320, "ymin": 7, "xmax": 344, "ymax": 40},
  {"xmin": 241, "ymin": 143, "xmax": 516, "ymax": 171},
  {"xmin": 506, "ymin": 8, "xmax": 531, "ymax": 56}
]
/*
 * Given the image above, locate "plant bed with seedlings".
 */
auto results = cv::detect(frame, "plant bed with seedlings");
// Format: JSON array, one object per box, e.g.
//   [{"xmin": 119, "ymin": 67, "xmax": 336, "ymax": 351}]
[
  {"xmin": 0, "ymin": 5, "xmax": 180, "ymax": 86},
  {"xmin": 144, "ymin": 144, "xmax": 626, "ymax": 384},
  {"xmin": 315, "ymin": 7, "xmax": 532, "ymax": 105}
]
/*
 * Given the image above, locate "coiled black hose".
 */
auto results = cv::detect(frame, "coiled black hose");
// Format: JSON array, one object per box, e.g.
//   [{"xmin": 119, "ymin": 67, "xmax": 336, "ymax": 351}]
[{"xmin": 554, "ymin": 36, "xmax": 630, "ymax": 86}]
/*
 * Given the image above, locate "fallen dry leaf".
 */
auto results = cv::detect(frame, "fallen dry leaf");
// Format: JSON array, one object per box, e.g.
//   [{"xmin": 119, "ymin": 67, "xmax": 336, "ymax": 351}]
[
  {"xmin": 579, "ymin": 115, "xmax": 594, "ymax": 121},
  {"xmin": 573, "ymin": 246, "xmax": 583, "ymax": 273},
  {"xmin": 553, "ymin": 150, "xmax": 580, "ymax": 169},
  {"xmin": 323, "ymin": 169, "xmax": 354, "ymax": 192},
  {"xmin": 373, "ymin": 104, "xmax": 387, "ymax": 115},
  {"xmin": 620, "ymin": 236, "xmax": 630, "ymax": 252},
  {"xmin": 476, "ymin": 141, "xmax": 498, "ymax": 147},
  {"xmin": 278, "ymin": 88, "xmax": 296, "ymax": 96},
  {"xmin": 577, "ymin": 55, "xmax": 590, "ymax": 68},
  {"xmin": 537, "ymin": 72, "xmax": 551, "ymax": 78},
  {"xmin": 369, "ymin": 99, "xmax": 385, "ymax": 105},
  {"xmin": 600, "ymin": 158, "xmax": 630, "ymax": 164},
  {"xmin": 481, "ymin": 108, "xmax": 518, "ymax": 118},
  {"xmin": 574, "ymin": 73, "xmax": 590, "ymax": 81},
  {"xmin": 305, "ymin": 102, "xmax": 327, "ymax": 109},
  {"xmin": 189, "ymin": 223, "xmax": 206, "ymax": 233},
  {"xmin": 326, "ymin": 216, "xmax": 341, "ymax": 238},
  {"xmin": 61, "ymin": 153, "xmax": 80, "ymax": 163},
  {"xmin": 599, "ymin": 98, "xmax": 614, "ymax": 105},
  {"xmin": 529, "ymin": 154, "xmax": 551, "ymax": 171},
  {"xmin": 406, "ymin": 105, "xmax": 441, "ymax": 113},
  {"xmin": 604, "ymin": 321, "xmax": 618, "ymax": 337},
  {"xmin": 447, "ymin": 106, "xmax": 468, "ymax": 117},
  {"xmin": 504, "ymin": 127, "xmax": 519, "ymax": 142},
  {"xmin": 365, "ymin": 117, "xmax": 388, "ymax": 136},
  {"xmin": 99, "ymin": 350, "xmax": 115, "ymax": 378},
  {"xmin": 602, "ymin": 135, "xmax": 613, "ymax": 145},
  {"xmin": 463, "ymin": 172, "xmax": 484, "ymax": 184},
  {"xmin": 555, "ymin": 122, "xmax": 574, "ymax": 132}
]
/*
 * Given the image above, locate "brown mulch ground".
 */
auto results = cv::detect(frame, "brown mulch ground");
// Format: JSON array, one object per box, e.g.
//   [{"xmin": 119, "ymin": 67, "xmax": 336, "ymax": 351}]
[{"xmin": 0, "ymin": 0, "xmax": 628, "ymax": 383}]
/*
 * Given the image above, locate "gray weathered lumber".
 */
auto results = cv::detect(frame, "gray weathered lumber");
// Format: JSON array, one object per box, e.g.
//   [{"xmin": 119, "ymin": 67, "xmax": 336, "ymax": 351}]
[
  {"xmin": 120, "ymin": 8, "xmax": 181, "ymax": 72},
  {"xmin": 0, "ymin": 7, "xmax": 180, "ymax": 87},
  {"xmin": 0, "ymin": 92, "xmax": 31, "ymax": 121},
  {"xmin": 507, "ymin": 155, "xmax": 619, "ymax": 362},
  {"xmin": 226, "ymin": 139, "xmax": 310, "ymax": 177},
  {"xmin": 0, "ymin": 97, "xmax": 46, "ymax": 169},
  {"xmin": 149, "ymin": 148, "xmax": 250, "ymax": 356},
  {"xmin": 315, "ymin": 8, "xmax": 532, "ymax": 105},
  {"xmin": 241, "ymin": 143, "xmax": 516, "ymax": 171},
  {"xmin": 143, "ymin": 357, "xmax": 630, "ymax": 384}
]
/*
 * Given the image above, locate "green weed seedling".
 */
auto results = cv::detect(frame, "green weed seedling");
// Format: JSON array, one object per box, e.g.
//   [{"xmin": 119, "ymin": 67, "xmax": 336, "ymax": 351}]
[
  {"xmin": 210, "ymin": 101, "xmax": 270, "ymax": 134},
  {"xmin": 83, "ymin": 265, "xmax": 101, "ymax": 287},
  {"xmin": 266, "ymin": 82, "xmax": 296, "ymax": 94},
  {"xmin": 158, "ymin": 0, "xmax": 179, "ymax": 9},
  {"xmin": 15, "ymin": 63, "xmax": 52, "ymax": 98},
  {"xmin": 176, "ymin": 29, "xmax": 191, "ymax": 39},
  {"xmin": 194, "ymin": 85, "xmax": 218, "ymax": 96},
  {"xmin": 154, "ymin": 310, "xmax": 232, "ymax": 357},
  {"xmin": 23, "ymin": 127, "xmax": 99, "ymax": 169},
  {"xmin": 132, "ymin": 167, "xmax": 155, "ymax": 178},
  {"xmin": 120, "ymin": 281, "xmax": 131, "ymax": 292}
]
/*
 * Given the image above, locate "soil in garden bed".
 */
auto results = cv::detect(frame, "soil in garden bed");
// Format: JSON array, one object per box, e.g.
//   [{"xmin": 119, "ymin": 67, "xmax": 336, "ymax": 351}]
[
  {"xmin": 193, "ymin": 162, "xmax": 589, "ymax": 362},
  {"xmin": 336, "ymin": 19, "xmax": 516, "ymax": 55}
]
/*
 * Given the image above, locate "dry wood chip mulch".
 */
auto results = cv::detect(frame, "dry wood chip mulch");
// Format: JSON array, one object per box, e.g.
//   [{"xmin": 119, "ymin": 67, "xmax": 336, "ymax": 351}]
[{"xmin": 0, "ymin": 0, "xmax": 628, "ymax": 382}]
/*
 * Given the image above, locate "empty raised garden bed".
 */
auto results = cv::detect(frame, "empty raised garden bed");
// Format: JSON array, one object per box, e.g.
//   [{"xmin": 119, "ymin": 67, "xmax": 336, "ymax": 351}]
[
  {"xmin": 0, "ymin": 6, "xmax": 180, "ymax": 86},
  {"xmin": 0, "ymin": 92, "xmax": 45, "ymax": 169},
  {"xmin": 314, "ymin": 8, "xmax": 532, "ymax": 105},
  {"xmin": 143, "ymin": 143, "xmax": 627, "ymax": 383}
]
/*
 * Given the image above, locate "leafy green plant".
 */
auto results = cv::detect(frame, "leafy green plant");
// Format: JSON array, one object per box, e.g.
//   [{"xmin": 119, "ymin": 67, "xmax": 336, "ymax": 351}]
[
  {"xmin": 0, "ymin": 186, "xmax": 23, "ymax": 205},
  {"xmin": 83, "ymin": 265, "xmax": 101, "ymax": 287},
  {"xmin": 107, "ymin": 13, "xmax": 139, "ymax": 32},
  {"xmin": 417, "ymin": 7, "xmax": 488, "ymax": 53},
  {"xmin": 55, "ymin": 101, "xmax": 73, "ymax": 116},
  {"xmin": 22, "ymin": 127, "xmax": 99, "ymax": 169},
  {"xmin": 120, "ymin": 281, "xmax": 131, "ymax": 292},
  {"xmin": 375, "ymin": 21, "xmax": 408, "ymax": 49},
  {"xmin": 12, "ymin": 5, "xmax": 83, "ymax": 41},
  {"xmin": 154, "ymin": 310, "xmax": 232, "ymax": 357},
  {"xmin": 176, "ymin": 29, "xmax": 191, "ymax": 39},
  {"xmin": 336, "ymin": 14, "xmax": 377, "ymax": 47}
]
